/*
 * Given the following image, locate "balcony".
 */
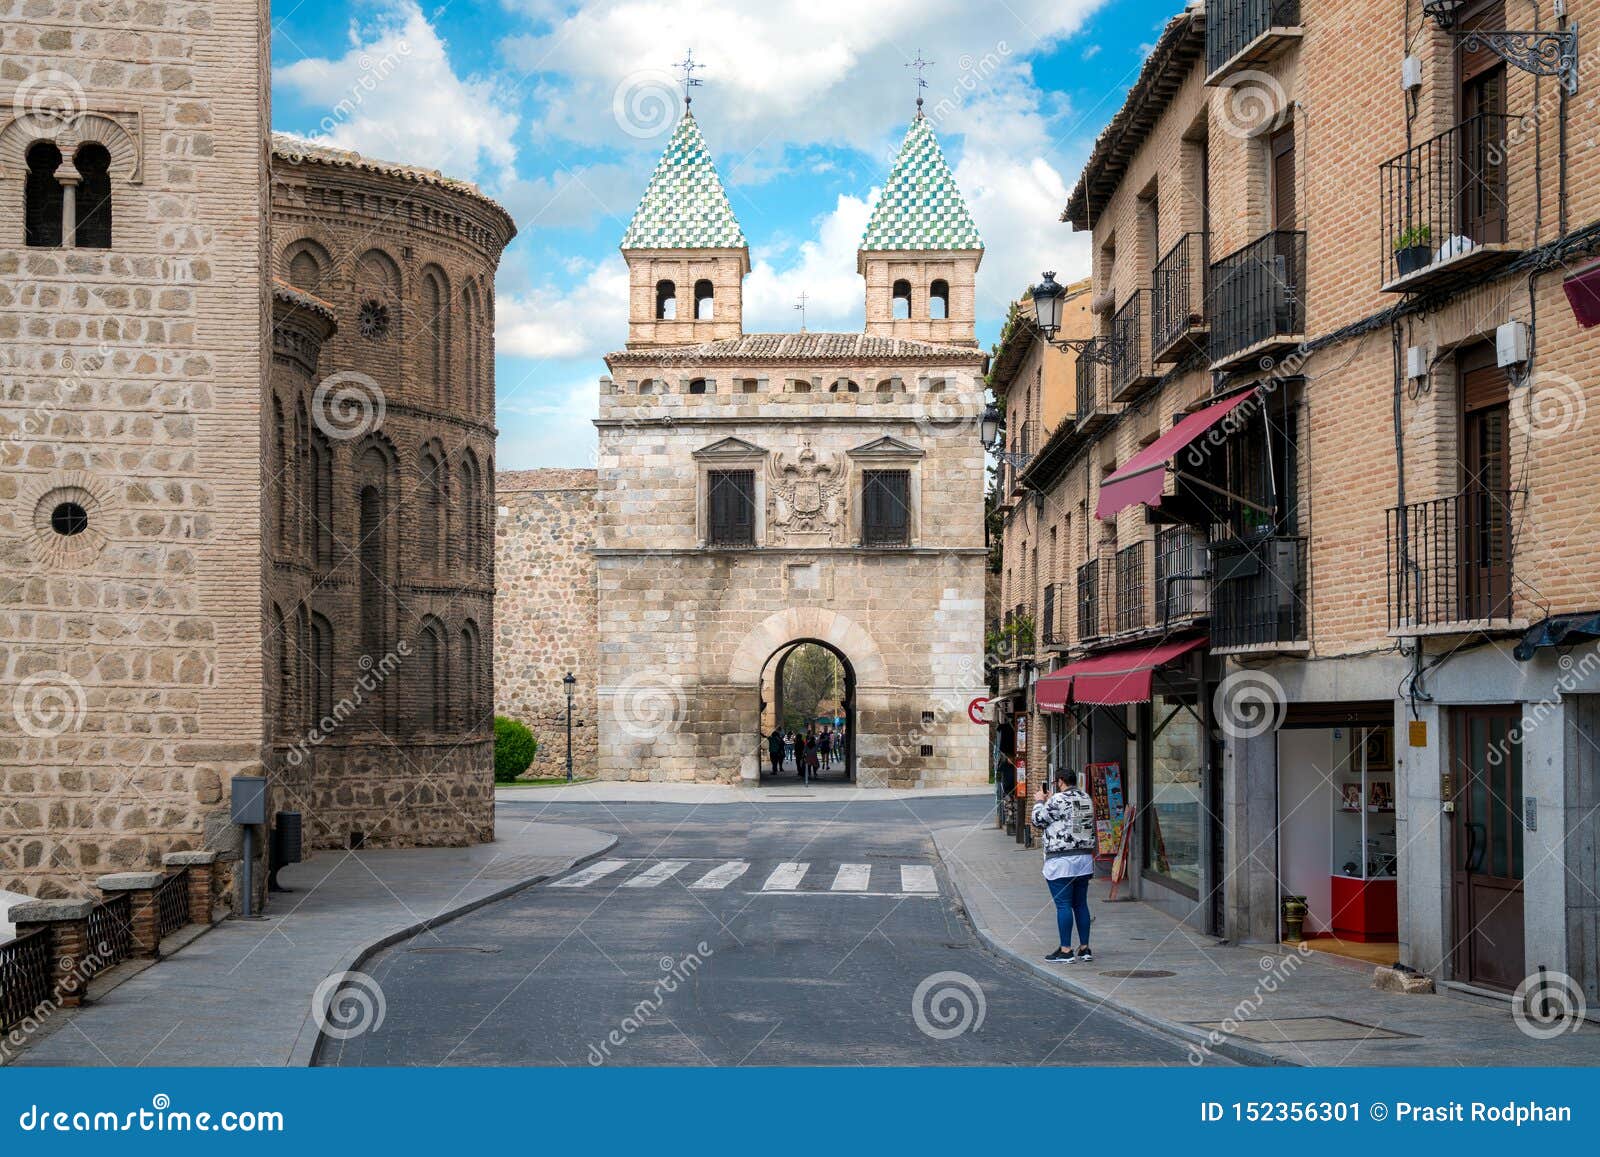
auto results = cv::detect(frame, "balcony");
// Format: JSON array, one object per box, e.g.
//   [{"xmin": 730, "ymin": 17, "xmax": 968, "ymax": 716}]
[
  {"xmin": 1077, "ymin": 558, "xmax": 1107, "ymax": 644},
  {"xmin": 1387, "ymin": 489, "xmax": 1522, "ymax": 634},
  {"xmin": 1075, "ymin": 342, "xmax": 1113, "ymax": 438},
  {"xmin": 1152, "ymin": 233, "xmax": 1211, "ymax": 364},
  {"xmin": 1109, "ymin": 292, "xmax": 1159, "ymax": 404},
  {"xmin": 1209, "ymin": 230, "xmax": 1307, "ymax": 372},
  {"xmin": 1155, "ymin": 526, "xmax": 1209, "ymax": 625},
  {"xmin": 1208, "ymin": 535, "xmax": 1308, "ymax": 652},
  {"xmin": 1379, "ymin": 113, "xmax": 1520, "ymax": 294},
  {"xmin": 1042, "ymin": 582, "xmax": 1065, "ymax": 648},
  {"xmin": 1207, "ymin": 0, "xmax": 1303, "ymax": 85},
  {"xmin": 1115, "ymin": 541, "xmax": 1150, "ymax": 634}
]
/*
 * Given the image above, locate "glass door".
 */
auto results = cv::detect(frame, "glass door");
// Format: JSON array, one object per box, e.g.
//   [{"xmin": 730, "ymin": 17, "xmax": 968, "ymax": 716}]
[{"xmin": 1450, "ymin": 707, "xmax": 1525, "ymax": 990}]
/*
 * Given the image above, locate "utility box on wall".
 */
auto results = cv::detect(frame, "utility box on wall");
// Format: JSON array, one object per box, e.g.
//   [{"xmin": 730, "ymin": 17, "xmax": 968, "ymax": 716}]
[{"xmin": 230, "ymin": 775, "xmax": 268, "ymax": 825}]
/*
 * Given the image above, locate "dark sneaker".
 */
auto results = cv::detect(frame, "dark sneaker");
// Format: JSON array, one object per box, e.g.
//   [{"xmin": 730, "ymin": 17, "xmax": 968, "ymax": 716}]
[
  {"xmin": 1044, "ymin": 949, "xmax": 1074, "ymax": 963},
  {"xmin": 1077, "ymin": 947, "xmax": 1094, "ymax": 963}
]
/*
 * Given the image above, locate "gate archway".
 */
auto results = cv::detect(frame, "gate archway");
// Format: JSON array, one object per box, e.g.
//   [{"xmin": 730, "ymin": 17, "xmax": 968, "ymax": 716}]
[{"xmin": 760, "ymin": 639, "xmax": 856, "ymax": 782}]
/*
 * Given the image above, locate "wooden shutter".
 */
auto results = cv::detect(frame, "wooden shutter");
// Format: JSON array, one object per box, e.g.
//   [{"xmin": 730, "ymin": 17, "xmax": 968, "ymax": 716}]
[
  {"xmin": 863, "ymin": 470, "xmax": 910, "ymax": 546},
  {"xmin": 1271, "ymin": 123, "xmax": 1297, "ymax": 232},
  {"xmin": 708, "ymin": 470, "xmax": 755, "ymax": 545}
]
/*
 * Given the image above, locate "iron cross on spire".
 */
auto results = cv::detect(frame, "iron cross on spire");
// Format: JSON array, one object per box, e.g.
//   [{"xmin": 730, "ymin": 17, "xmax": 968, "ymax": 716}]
[
  {"xmin": 794, "ymin": 291, "xmax": 809, "ymax": 332},
  {"xmin": 674, "ymin": 49, "xmax": 704, "ymax": 108},
  {"xmin": 906, "ymin": 49, "xmax": 934, "ymax": 115}
]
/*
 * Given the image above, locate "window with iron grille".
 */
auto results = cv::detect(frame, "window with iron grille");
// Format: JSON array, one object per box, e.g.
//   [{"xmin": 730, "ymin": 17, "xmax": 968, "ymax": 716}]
[
  {"xmin": 707, "ymin": 470, "xmax": 756, "ymax": 546},
  {"xmin": 861, "ymin": 469, "xmax": 911, "ymax": 547}
]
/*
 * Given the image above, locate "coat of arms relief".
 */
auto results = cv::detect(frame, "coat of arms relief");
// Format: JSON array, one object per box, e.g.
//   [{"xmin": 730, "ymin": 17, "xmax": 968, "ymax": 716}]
[{"xmin": 767, "ymin": 442, "xmax": 846, "ymax": 545}]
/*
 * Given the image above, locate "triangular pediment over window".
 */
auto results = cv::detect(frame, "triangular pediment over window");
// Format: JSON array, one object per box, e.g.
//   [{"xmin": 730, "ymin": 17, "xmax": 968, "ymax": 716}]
[
  {"xmin": 847, "ymin": 435, "xmax": 924, "ymax": 460},
  {"xmin": 692, "ymin": 436, "xmax": 769, "ymax": 461}
]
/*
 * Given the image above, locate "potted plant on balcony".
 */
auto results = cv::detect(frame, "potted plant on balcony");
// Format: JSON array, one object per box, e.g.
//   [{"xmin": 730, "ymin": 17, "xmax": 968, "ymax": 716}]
[{"xmin": 1392, "ymin": 224, "xmax": 1434, "ymax": 277}]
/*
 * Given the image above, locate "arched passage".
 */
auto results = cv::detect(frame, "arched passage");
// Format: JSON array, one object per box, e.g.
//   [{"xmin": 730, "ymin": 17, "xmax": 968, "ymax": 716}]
[{"xmin": 759, "ymin": 640, "xmax": 855, "ymax": 783}]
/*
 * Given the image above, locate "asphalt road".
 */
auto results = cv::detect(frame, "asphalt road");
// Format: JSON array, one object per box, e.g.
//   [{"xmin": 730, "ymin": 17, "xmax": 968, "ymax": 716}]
[{"xmin": 320, "ymin": 796, "xmax": 1196, "ymax": 1066}]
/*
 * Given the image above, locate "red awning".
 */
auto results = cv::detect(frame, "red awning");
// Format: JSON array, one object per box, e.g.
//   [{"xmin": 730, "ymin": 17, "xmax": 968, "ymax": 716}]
[
  {"xmin": 1095, "ymin": 390, "xmax": 1258, "ymax": 520},
  {"xmin": 1036, "ymin": 637, "xmax": 1206, "ymax": 711}
]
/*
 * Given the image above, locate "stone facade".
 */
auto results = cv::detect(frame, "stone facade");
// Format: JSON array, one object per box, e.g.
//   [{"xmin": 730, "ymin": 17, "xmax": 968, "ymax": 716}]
[
  {"xmin": 494, "ymin": 469, "xmax": 598, "ymax": 780},
  {"xmin": 579, "ymin": 110, "xmax": 991, "ymax": 788},
  {"xmin": 0, "ymin": 0, "xmax": 272, "ymax": 899},
  {"xmin": 0, "ymin": 2, "xmax": 516, "ymax": 900}
]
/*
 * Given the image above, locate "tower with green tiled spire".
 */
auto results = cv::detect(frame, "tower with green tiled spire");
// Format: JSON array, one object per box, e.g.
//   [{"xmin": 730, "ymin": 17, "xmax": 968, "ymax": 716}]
[
  {"xmin": 620, "ymin": 110, "xmax": 749, "ymax": 348},
  {"xmin": 858, "ymin": 111, "xmax": 983, "ymax": 347}
]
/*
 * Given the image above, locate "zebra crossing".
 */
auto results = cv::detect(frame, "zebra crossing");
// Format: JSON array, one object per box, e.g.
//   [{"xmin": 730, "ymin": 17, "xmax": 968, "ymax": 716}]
[{"xmin": 548, "ymin": 858, "xmax": 941, "ymax": 897}]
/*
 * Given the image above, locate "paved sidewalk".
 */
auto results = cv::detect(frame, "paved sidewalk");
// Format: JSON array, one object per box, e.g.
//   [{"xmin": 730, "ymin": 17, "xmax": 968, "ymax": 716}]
[
  {"xmin": 934, "ymin": 821, "xmax": 1600, "ymax": 1067},
  {"xmin": 497, "ymin": 781, "xmax": 991, "ymax": 804},
  {"xmin": 9, "ymin": 813, "xmax": 615, "ymax": 1067}
]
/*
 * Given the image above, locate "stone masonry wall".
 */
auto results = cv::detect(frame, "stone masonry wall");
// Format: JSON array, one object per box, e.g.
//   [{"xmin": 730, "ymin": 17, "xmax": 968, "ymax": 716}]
[
  {"xmin": 0, "ymin": 0, "xmax": 272, "ymax": 898},
  {"xmin": 494, "ymin": 469, "xmax": 598, "ymax": 780}
]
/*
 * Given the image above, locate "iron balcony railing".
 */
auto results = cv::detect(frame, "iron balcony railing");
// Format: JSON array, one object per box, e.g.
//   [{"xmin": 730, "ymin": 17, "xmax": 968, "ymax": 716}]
[
  {"xmin": 1075, "ymin": 340, "xmax": 1101, "ymax": 423},
  {"xmin": 1209, "ymin": 230, "xmax": 1306, "ymax": 368},
  {"xmin": 1109, "ymin": 292, "xmax": 1156, "ymax": 400},
  {"xmin": 1207, "ymin": 0, "xmax": 1302, "ymax": 76},
  {"xmin": 1042, "ymin": 582, "xmax": 1063, "ymax": 647},
  {"xmin": 1155, "ymin": 526, "xmax": 1208, "ymax": 623},
  {"xmin": 1208, "ymin": 535, "xmax": 1308, "ymax": 649},
  {"xmin": 1152, "ymin": 233, "xmax": 1210, "ymax": 359},
  {"xmin": 1379, "ymin": 113, "xmax": 1514, "ymax": 288},
  {"xmin": 1115, "ymin": 541, "xmax": 1150, "ymax": 634},
  {"xmin": 1077, "ymin": 558, "xmax": 1108, "ymax": 642},
  {"xmin": 1387, "ymin": 489, "xmax": 1519, "ymax": 630}
]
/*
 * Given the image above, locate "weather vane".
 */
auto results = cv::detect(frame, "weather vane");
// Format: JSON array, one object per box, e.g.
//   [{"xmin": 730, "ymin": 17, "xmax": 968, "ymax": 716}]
[
  {"xmin": 794, "ymin": 291, "xmax": 809, "ymax": 333},
  {"xmin": 906, "ymin": 49, "xmax": 934, "ymax": 115},
  {"xmin": 674, "ymin": 49, "xmax": 704, "ymax": 108}
]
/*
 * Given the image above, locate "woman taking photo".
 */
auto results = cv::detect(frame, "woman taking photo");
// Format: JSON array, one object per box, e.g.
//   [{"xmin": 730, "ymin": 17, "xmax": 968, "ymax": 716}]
[{"xmin": 1031, "ymin": 770, "xmax": 1097, "ymax": 963}]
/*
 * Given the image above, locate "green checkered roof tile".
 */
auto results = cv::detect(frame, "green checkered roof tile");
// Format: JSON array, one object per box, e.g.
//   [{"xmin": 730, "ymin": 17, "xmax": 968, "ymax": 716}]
[
  {"xmin": 620, "ymin": 112, "xmax": 747, "ymax": 251},
  {"xmin": 860, "ymin": 115, "xmax": 983, "ymax": 252}
]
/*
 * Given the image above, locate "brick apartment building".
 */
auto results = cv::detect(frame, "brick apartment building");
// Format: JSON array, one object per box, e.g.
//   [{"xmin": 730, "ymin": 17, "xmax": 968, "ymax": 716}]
[{"xmin": 993, "ymin": 0, "xmax": 1600, "ymax": 1002}]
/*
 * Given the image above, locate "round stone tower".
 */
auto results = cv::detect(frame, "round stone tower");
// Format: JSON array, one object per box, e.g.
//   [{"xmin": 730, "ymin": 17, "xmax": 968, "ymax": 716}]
[{"xmin": 265, "ymin": 135, "xmax": 517, "ymax": 852}]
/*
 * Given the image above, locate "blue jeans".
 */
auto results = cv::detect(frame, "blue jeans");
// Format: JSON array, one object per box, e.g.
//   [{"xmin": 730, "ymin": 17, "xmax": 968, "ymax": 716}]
[{"xmin": 1047, "ymin": 874, "xmax": 1092, "ymax": 948}]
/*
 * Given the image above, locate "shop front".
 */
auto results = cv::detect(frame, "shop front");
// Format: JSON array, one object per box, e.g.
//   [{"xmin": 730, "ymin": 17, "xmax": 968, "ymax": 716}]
[
  {"xmin": 1272, "ymin": 704, "xmax": 1399, "ymax": 964},
  {"xmin": 1036, "ymin": 635, "xmax": 1221, "ymax": 932}
]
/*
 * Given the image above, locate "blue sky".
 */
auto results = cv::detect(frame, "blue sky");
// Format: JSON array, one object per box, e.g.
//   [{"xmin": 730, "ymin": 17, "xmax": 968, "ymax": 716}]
[{"xmin": 269, "ymin": 0, "xmax": 1179, "ymax": 469}]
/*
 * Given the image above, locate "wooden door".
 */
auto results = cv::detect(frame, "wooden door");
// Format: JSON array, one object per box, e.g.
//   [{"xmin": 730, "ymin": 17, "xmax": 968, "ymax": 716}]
[
  {"xmin": 1450, "ymin": 707, "xmax": 1525, "ymax": 991},
  {"xmin": 1459, "ymin": 347, "xmax": 1512, "ymax": 621},
  {"xmin": 1457, "ymin": 2, "xmax": 1507, "ymax": 244},
  {"xmin": 1270, "ymin": 123, "xmax": 1296, "ymax": 232}
]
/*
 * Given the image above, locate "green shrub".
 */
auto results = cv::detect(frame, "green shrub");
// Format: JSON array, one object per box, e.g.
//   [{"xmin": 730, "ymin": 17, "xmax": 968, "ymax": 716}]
[{"xmin": 493, "ymin": 716, "xmax": 538, "ymax": 782}]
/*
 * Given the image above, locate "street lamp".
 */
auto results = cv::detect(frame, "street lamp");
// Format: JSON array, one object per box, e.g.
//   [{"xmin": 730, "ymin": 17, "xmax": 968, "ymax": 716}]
[
  {"xmin": 563, "ymin": 672, "xmax": 576, "ymax": 783},
  {"xmin": 1028, "ymin": 271, "xmax": 1123, "ymax": 365}
]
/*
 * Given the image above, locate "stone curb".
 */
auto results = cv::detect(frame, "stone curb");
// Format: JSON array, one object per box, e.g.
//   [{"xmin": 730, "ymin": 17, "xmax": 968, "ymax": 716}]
[
  {"xmin": 931, "ymin": 830, "xmax": 1292, "ymax": 1069},
  {"xmin": 296, "ymin": 832, "xmax": 620, "ymax": 1067}
]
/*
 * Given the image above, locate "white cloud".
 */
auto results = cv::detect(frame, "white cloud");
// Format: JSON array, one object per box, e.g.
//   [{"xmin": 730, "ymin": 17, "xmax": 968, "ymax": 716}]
[
  {"xmin": 503, "ymin": 0, "xmax": 1107, "ymax": 158},
  {"xmin": 274, "ymin": 0, "xmax": 520, "ymax": 185},
  {"xmin": 496, "ymin": 376, "xmax": 601, "ymax": 470},
  {"xmin": 742, "ymin": 192, "xmax": 872, "ymax": 332},
  {"xmin": 496, "ymin": 256, "xmax": 630, "ymax": 360}
]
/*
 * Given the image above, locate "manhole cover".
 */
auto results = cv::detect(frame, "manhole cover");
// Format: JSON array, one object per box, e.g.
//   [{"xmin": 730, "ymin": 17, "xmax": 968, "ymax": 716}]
[
  {"xmin": 1099, "ymin": 969, "xmax": 1176, "ymax": 979},
  {"xmin": 407, "ymin": 945, "xmax": 503, "ymax": 955}
]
